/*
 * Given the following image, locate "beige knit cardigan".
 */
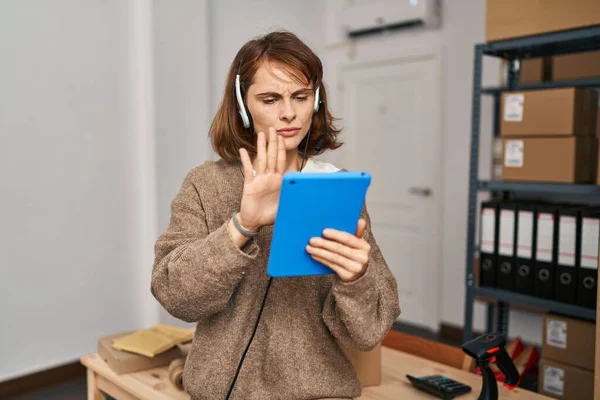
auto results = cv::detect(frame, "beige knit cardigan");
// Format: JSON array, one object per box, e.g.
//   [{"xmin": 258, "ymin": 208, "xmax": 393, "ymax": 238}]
[{"xmin": 151, "ymin": 159, "xmax": 401, "ymax": 399}]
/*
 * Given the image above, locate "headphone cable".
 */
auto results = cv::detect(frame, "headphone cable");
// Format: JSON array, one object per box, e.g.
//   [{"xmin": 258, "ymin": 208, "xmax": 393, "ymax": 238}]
[{"xmin": 225, "ymin": 277, "xmax": 273, "ymax": 400}]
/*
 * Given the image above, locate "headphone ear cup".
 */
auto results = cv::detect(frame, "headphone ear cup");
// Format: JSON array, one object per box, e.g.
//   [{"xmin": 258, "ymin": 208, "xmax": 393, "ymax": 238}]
[
  {"xmin": 314, "ymin": 100, "xmax": 328, "ymax": 152},
  {"xmin": 313, "ymin": 86, "xmax": 320, "ymax": 114},
  {"xmin": 245, "ymin": 105, "xmax": 254, "ymax": 132},
  {"xmin": 237, "ymin": 109, "xmax": 250, "ymax": 129},
  {"xmin": 235, "ymin": 74, "xmax": 252, "ymax": 129}
]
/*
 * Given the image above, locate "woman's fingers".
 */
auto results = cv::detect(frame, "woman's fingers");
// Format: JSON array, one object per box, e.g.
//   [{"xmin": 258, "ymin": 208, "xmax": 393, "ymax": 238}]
[
  {"xmin": 322, "ymin": 227, "xmax": 371, "ymax": 251},
  {"xmin": 308, "ymin": 237, "xmax": 368, "ymax": 266},
  {"xmin": 252, "ymin": 128, "xmax": 285, "ymax": 176},
  {"xmin": 306, "ymin": 244, "xmax": 363, "ymax": 274},
  {"xmin": 310, "ymin": 254, "xmax": 354, "ymax": 282},
  {"xmin": 239, "ymin": 148, "xmax": 253, "ymax": 184},
  {"xmin": 267, "ymin": 127, "xmax": 277, "ymax": 173},
  {"xmin": 276, "ymin": 134, "xmax": 286, "ymax": 174},
  {"xmin": 355, "ymin": 218, "xmax": 367, "ymax": 238},
  {"xmin": 256, "ymin": 131, "xmax": 267, "ymax": 174}
]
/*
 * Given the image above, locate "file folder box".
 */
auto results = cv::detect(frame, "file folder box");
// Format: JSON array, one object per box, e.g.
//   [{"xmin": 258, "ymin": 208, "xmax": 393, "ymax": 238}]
[
  {"xmin": 535, "ymin": 205, "xmax": 558, "ymax": 300},
  {"xmin": 497, "ymin": 202, "xmax": 517, "ymax": 291},
  {"xmin": 578, "ymin": 207, "xmax": 600, "ymax": 308},
  {"xmin": 500, "ymin": 88, "xmax": 598, "ymax": 137},
  {"xmin": 542, "ymin": 313, "xmax": 596, "ymax": 371},
  {"xmin": 556, "ymin": 206, "xmax": 581, "ymax": 305},
  {"xmin": 539, "ymin": 358, "xmax": 594, "ymax": 400},
  {"xmin": 501, "ymin": 136, "xmax": 597, "ymax": 184},
  {"xmin": 552, "ymin": 50, "xmax": 600, "ymax": 81},
  {"xmin": 515, "ymin": 202, "xmax": 537, "ymax": 296},
  {"xmin": 480, "ymin": 201, "xmax": 499, "ymax": 287}
]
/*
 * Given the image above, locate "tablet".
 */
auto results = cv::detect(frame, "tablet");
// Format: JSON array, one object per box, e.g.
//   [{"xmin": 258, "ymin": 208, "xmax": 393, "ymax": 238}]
[{"xmin": 267, "ymin": 171, "xmax": 371, "ymax": 278}]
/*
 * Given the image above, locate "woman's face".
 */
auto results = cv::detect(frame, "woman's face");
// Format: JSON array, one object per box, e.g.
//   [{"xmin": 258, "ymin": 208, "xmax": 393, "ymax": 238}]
[{"xmin": 245, "ymin": 62, "xmax": 315, "ymax": 152}]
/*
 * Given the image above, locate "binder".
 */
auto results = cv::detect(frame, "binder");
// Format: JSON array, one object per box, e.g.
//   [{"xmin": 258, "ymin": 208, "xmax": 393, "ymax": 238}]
[
  {"xmin": 578, "ymin": 207, "xmax": 600, "ymax": 308},
  {"xmin": 497, "ymin": 202, "xmax": 517, "ymax": 291},
  {"xmin": 555, "ymin": 206, "xmax": 580, "ymax": 304},
  {"xmin": 534, "ymin": 205, "xmax": 558, "ymax": 300},
  {"xmin": 515, "ymin": 202, "xmax": 536, "ymax": 295},
  {"xmin": 480, "ymin": 201, "xmax": 499, "ymax": 287}
]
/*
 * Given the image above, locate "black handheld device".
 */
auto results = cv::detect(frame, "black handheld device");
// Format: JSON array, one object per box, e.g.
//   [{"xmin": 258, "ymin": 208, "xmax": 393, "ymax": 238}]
[
  {"xmin": 462, "ymin": 333, "xmax": 520, "ymax": 400},
  {"xmin": 406, "ymin": 374, "xmax": 472, "ymax": 399}
]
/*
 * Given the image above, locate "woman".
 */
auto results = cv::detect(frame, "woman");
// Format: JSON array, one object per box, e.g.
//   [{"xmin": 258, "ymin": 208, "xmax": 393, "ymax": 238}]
[{"xmin": 151, "ymin": 30, "xmax": 400, "ymax": 400}]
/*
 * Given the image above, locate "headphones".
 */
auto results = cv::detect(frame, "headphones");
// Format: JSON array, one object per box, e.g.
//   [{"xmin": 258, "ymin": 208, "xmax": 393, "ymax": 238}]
[{"xmin": 235, "ymin": 73, "xmax": 327, "ymax": 152}]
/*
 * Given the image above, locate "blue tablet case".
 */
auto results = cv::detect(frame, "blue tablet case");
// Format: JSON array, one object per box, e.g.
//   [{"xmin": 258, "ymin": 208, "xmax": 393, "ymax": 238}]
[{"xmin": 267, "ymin": 171, "xmax": 371, "ymax": 278}]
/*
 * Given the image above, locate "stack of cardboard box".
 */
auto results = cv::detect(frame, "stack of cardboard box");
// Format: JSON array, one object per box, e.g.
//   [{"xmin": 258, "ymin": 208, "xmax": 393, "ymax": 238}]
[
  {"xmin": 517, "ymin": 52, "xmax": 600, "ymax": 185},
  {"xmin": 499, "ymin": 88, "xmax": 598, "ymax": 183},
  {"xmin": 486, "ymin": 0, "xmax": 600, "ymax": 185},
  {"xmin": 539, "ymin": 313, "xmax": 596, "ymax": 399}
]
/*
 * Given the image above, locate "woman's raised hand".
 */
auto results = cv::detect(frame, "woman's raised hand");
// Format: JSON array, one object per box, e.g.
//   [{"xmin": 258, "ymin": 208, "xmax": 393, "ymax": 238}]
[{"xmin": 237, "ymin": 127, "xmax": 286, "ymax": 232}]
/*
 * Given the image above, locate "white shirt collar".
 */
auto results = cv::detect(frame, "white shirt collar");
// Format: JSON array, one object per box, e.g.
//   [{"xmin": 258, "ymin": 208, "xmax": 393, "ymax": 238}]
[{"xmin": 252, "ymin": 158, "xmax": 340, "ymax": 176}]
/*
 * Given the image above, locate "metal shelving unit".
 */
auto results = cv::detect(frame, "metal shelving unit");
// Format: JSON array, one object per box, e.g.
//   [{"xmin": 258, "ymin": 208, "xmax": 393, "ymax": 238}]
[
  {"xmin": 482, "ymin": 78, "xmax": 600, "ymax": 94},
  {"xmin": 478, "ymin": 181, "xmax": 600, "ymax": 196},
  {"xmin": 463, "ymin": 25, "xmax": 600, "ymax": 344}
]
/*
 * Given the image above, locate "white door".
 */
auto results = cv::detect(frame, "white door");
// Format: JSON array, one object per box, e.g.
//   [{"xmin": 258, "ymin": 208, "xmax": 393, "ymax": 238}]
[{"xmin": 332, "ymin": 53, "xmax": 442, "ymax": 331}]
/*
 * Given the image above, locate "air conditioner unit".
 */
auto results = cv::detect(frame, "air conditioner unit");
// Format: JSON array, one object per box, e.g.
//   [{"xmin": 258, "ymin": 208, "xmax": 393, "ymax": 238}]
[{"xmin": 340, "ymin": 0, "xmax": 441, "ymax": 38}]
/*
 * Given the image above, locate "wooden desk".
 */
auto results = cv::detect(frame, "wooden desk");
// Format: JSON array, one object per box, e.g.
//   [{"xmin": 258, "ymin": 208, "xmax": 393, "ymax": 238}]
[{"xmin": 81, "ymin": 347, "xmax": 551, "ymax": 399}]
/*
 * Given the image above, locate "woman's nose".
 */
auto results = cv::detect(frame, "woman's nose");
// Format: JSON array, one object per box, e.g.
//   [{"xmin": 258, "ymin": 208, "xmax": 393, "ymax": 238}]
[{"xmin": 279, "ymin": 99, "xmax": 296, "ymax": 122}]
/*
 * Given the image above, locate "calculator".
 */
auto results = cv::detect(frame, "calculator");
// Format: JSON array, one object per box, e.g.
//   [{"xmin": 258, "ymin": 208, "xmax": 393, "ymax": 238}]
[{"xmin": 406, "ymin": 374, "xmax": 472, "ymax": 399}]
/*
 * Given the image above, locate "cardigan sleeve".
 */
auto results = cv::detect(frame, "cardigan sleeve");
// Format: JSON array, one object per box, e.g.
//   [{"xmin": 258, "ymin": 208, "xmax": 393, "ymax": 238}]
[
  {"xmin": 321, "ymin": 205, "xmax": 401, "ymax": 351},
  {"xmin": 151, "ymin": 169, "xmax": 258, "ymax": 323}
]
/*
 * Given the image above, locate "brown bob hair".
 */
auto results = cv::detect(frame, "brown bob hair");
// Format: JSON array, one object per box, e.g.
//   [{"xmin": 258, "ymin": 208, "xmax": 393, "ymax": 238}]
[{"xmin": 209, "ymin": 30, "xmax": 343, "ymax": 163}]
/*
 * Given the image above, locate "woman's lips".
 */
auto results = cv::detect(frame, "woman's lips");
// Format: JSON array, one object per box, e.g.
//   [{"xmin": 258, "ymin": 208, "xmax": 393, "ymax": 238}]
[{"xmin": 277, "ymin": 128, "xmax": 300, "ymax": 137}]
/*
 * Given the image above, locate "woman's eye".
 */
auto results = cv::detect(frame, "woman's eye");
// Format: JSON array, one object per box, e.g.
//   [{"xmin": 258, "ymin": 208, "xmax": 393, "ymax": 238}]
[
  {"xmin": 263, "ymin": 99, "xmax": 276, "ymax": 105},
  {"xmin": 296, "ymin": 96, "xmax": 308, "ymax": 102}
]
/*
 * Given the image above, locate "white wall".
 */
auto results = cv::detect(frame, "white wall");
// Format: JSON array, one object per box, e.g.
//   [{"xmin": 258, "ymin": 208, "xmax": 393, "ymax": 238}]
[
  {"xmin": 321, "ymin": 0, "xmax": 543, "ymax": 344},
  {"xmin": 0, "ymin": 0, "xmax": 158, "ymax": 381},
  {"xmin": 152, "ymin": 0, "xmax": 211, "ymax": 327}
]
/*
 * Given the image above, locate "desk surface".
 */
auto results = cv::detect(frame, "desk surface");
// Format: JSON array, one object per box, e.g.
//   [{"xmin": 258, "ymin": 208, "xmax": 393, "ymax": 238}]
[{"xmin": 81, "ymin": 347, "xmax": 551, "ymax": 399}]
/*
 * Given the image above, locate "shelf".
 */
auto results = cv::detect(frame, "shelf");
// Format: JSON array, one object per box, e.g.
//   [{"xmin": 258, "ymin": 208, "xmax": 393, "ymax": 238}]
[
  {"xmin": 478, "ymin": 180, "xmax": 600, "ymax": 196},
  {"xmin": 482, "ymin": 78, "xmax": 600, "ymax": 94},
  {"xmin": 481, "ymin": 25, "xmax": 600, "ymax": 59},
  {"xmin": 464, "ymin": 22, "xmax": 600, "ymax": 344},
  {"xmin": 473, "ymin": 286, "xmax": 596, "ymax": 321}
]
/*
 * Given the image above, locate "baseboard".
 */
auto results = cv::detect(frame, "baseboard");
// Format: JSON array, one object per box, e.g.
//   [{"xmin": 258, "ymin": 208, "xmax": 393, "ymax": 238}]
[
  {"xmin": 439, "ymin": 323, "xmax": 484, "ymax": 347},
  {"xmin": 0, "ymin": 360, "xmax": 85, "ymax": 398}
]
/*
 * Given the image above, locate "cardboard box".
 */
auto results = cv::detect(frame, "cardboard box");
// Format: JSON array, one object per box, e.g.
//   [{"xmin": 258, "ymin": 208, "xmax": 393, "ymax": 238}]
[
  {"xmin": 500, "ymin": 88, "xmax": 598, "ymax": 137},
  {"xmin": 521, "ymin": 58, "xmax": 552, "ymax": 84},
  {"xmin": 552, "ymin": 50, "xmax": 600, "ymax": 81},
  {"xmin": 486, "ymin": 0, "xmax": 600, "ymax": 42},
  {"xmin": 539, "ymin": 358, "xmax": 594, "ymax": 399},
  {"xmin": 542, "ymin": 314, "xmax": 596, "ymax": 371},
  {"xmin": 341, "ymin": 343, "xmax": 381, "ymax": 387},
  {"xmin": 98, "ymin": 332, "xmax": 184, "ymax": 375},
  {"xmin": 597, "ymin": 142, "xmax": 600, "ymax": 184},
  {"xmin": 596, "ymin": 108, "xmax": 600, "ymax": 184},
  {"xmin": 501, "ymin": 137, "xmax": 597, "ymax": 183}
]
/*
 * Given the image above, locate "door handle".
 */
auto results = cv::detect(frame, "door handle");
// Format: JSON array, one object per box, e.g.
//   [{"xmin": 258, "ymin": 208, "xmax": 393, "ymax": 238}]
[{"xmin": 408, "ymin": 186, "xmax": 432, "ymax": 197}]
